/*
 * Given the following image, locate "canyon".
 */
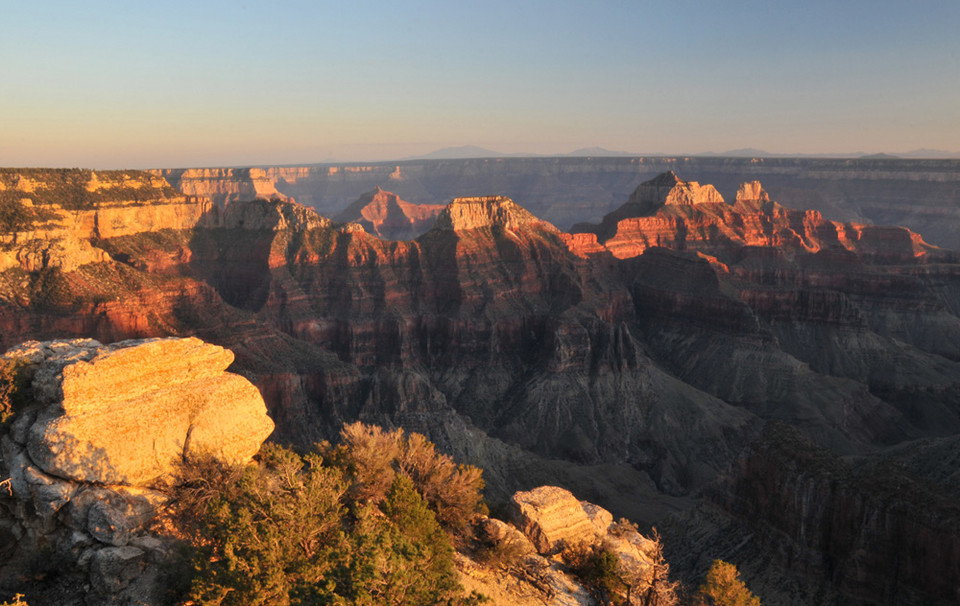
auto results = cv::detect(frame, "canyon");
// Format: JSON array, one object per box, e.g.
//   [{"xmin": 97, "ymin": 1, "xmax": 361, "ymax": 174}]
[
  {"xmin": 2, "ymin": 165, "xmax": 960, "ymax": 604},
  {"xmin": 156, "ymin": 155, "xmax": 960, "ymax": 248}
]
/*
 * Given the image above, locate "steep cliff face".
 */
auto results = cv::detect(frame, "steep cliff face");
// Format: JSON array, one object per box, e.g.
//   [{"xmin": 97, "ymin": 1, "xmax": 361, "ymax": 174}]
[
  {"xmin": 664, "ymin": 424, "xmax": 960, "ymax": 606},
  {"xmin": 0, "ymin": 169, "xmax": 212, "ymax": 273},
  {"xmin": 149, "ymin": 167, "xmax": 289, "ymax": 206}
]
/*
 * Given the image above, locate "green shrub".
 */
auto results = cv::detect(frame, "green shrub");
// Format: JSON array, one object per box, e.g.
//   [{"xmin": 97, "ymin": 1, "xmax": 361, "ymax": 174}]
[
  {"xmin": 169, "ymin": 425, "xmax": 487, "ymax": 605},
  {"xmin": 321, "ymin": 422, "xmax": 485, "ymax": 532},
  {"xmin": 562, "ymin": 542, "xmax": 623, "ymax": 602}
]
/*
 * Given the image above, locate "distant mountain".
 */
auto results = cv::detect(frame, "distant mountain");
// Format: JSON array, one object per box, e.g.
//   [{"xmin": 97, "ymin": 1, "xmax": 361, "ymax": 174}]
[
  {"xmin": 860, "ymin": 153, "xmax": 902, "ymax": 159},
  {"xmin": 408, "ymin": 145, "xmax": 640, "ymax": 160},
  {"xmin": 695, "ymin": 148, "xmax": 960, "ymax": 160},
  {"xmin": 899, "ymin": 148, "xmax": 960, "ymax": 159},
  {"xmin": 391, "ymin": 145, "xmax": 960, "ymax": 163},
  {"xmin": 564, "ymin": 146, "xmax": 636, "ymax": 157},
  {"xmin": 405, "ymin": 146, "xmax": 520, "ymax": 160},
  {"xmin": 698, "ymin": 147, "xmax": 774, "ymax": 157}
]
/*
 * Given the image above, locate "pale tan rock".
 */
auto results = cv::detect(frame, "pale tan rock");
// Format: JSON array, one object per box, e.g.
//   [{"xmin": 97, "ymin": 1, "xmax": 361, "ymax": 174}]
[
  {"xmin": 736, "ymin": 180, "xmax": 771, "ymax": 203},
  {"xmin": 581, "ymin": 500, "xmax": 613, "ymax": 534},
  {"xmin": 456, "ymin": 552, "xmax": 593, "ymax": 606},
  {"xmin": 510, "ymin": 485, "xmax": 602, "ymax": 554},
  {"xmin": 478, "ymin": 517, "xmax": 536, "ymax": 555},
  {"xmin": 9, "ymin": 337, "xmax": 273, "ymax": 486}
]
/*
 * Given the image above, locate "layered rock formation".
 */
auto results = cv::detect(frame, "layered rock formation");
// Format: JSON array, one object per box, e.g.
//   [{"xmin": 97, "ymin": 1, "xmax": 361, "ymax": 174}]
[
  {"xmin": 148, "ymin": 167, "xmax": 290, "ymax": 206},
  {"xmin": 0, "ymin": 169, "xmax": 211, "ymax": 273},
  {"xmin": 0, "ymin": 337, "xmax": 273, "ymax": 604},
  {"xmin": 334, "ymin": 187, "xmax": 444, "ymax": 240},
  {"xmin": 571, "ymin": 172, "xmax": 937, "ymax": 262},
  {"xmin": 5, "ymin": 337, "xmax": 272, "ymax": 485},
  {"xmin": 511, "ymin": 485, "xmax": 609, "ymax": 554},
  {"xmin": 155, "ymin": 157, "xmax": 960, "ymax": 249}
]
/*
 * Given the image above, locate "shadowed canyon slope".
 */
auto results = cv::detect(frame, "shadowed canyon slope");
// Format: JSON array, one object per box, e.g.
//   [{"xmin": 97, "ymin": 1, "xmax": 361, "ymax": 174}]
[{"xmin": 3, "ymin": 167, "xmax": 960, "ymax": 604}]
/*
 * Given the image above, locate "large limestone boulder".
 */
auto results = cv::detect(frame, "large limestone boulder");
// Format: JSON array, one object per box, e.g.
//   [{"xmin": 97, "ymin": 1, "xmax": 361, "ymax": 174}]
[
  {"xmin": 4, "ymin": 337, "xmax": 273, "ymax": 486},
  {"xmin": 510, "ymin": 485, "xmax": 604, "ymax": 554},
  {"xmin": 0, "ymin": 337, "xmax": 274, "ymax": 604}
]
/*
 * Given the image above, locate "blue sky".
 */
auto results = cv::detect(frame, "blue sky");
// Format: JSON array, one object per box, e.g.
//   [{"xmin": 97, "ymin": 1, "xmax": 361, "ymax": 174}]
[{"xmin": 2, "ymin": 0, "xmax": 958, "ymax": 168}]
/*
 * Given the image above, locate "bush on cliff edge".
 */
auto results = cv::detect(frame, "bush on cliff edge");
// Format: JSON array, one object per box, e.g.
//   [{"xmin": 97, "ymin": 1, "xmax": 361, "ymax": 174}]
[{"xmin": 168, "ymin": 424, "xmax": 487, "ymax": 606}]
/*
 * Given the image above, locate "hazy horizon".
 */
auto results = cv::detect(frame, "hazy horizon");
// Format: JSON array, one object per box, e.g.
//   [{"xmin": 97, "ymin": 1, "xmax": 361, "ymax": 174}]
[{"xmin": 3, "ymin": 1, "xmax": 959, "ymax": 169}]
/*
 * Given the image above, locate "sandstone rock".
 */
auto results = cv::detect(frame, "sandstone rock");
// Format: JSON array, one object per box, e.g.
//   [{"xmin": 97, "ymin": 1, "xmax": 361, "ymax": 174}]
[
  {"xmin": 22, "ymin": 462, "xmax": 76, "ymax": 517},
  {"xmin": 63, "ymin": 484, "xmax": 164, "ymax": 538},
  {"xmin": 202, "ymin": 196, "xmax": 330, "ymax": 231},
  {"xmin": 581, "ymin": 500, "xmax": 613, "ymax": 534},
  {"xmin": 0, "ymin": 169, "xmax": 209, "ymax": 272},
  {"xmin": 456, "ymin": 551, "xmax": 593, "ymax": 606},
  {"xmin": 6, "ymin": 337, "xmax": 274, "ymax": 486},
  {"xmin": 150, "ymin": 166, "xmax": 289, "ymax": 208},
  {"xmin": 510, "ymin": 486, "xmax": 602, "ymax": 554},
  {"xmin": 0, "ymin": 336, "xmax": 276, "ymax": 604}
]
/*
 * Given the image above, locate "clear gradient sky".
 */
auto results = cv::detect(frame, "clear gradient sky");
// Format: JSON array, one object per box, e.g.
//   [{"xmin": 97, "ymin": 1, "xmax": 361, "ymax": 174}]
[{"xmin": 2, "ymin": 0, "xmax": 959, "ymax": 168}]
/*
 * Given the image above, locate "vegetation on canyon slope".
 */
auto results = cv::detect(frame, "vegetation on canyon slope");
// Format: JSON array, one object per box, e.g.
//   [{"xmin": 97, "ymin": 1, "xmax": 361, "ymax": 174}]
[
  {"xmin": 165, "ymin": 421, "xmax": 756, "ymax": 606},
  {"xmin": 166, "ymin": 422, "xmax": 487, "ymax": 605},
  {"xmin": 0, "ymin": 169, "xmax": 182, "ymax": 211}
]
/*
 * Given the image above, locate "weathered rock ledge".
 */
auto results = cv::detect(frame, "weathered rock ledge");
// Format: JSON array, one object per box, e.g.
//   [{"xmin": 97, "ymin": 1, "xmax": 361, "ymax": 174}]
[{"xmin": 0, "ymin": 337, "xmax": 273, "ymax": 604}]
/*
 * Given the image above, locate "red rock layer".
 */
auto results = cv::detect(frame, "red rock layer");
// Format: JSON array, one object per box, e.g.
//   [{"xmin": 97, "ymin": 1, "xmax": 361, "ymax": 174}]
[{"xmin": 572, "ymin": 174, "xmax": 937, "ymax": 263}]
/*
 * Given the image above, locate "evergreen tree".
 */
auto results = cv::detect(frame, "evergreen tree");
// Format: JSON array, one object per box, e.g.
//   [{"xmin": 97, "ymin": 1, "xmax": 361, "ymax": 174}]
[{"xmin": 697, "ymin": 560, "xmax": 761, "ymax": 606}]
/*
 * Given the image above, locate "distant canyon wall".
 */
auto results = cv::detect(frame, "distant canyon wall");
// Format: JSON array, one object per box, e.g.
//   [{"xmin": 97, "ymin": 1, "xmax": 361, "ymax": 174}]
[{"xmin": 155, "ymin": 157, "xmax": 960, "ymax": 248}]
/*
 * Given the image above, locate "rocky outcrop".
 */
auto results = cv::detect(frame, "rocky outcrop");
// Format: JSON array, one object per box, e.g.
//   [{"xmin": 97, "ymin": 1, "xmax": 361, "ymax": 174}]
[
  {"xmin": 463, "ymin": 485, "xmax": 666, "ymax": 606},
  {"xmin": 0, "ymin": 337, "xmax": 273, "ymax": 604},
  {"xmin": 572, "ymin": 172, "xmax": 938, "ymax": 261},
  {"xmin": 334, "ymin": 187, "xmax": 443, "ymax": 240},
  {"xmin": 736, "ymin": 180, "xmax": 770, "ymax": 203},
  {"xmin": 4, "ymin": 337, "xmax": 272, "ymax": 485},
  {"xmin": 510, "ymin": 486, "xmax": 606, "ymax": 554},
  {"xmin": 0, "ymin": 169, "xmax": 211, "ymax": 273},
  {"xmin": 434, "ymin": 195, "xmax": 557, "ymax": 233},
  {"xmin": 627, "ymin": 170, "xmax": 725, "ymax": 209}
]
